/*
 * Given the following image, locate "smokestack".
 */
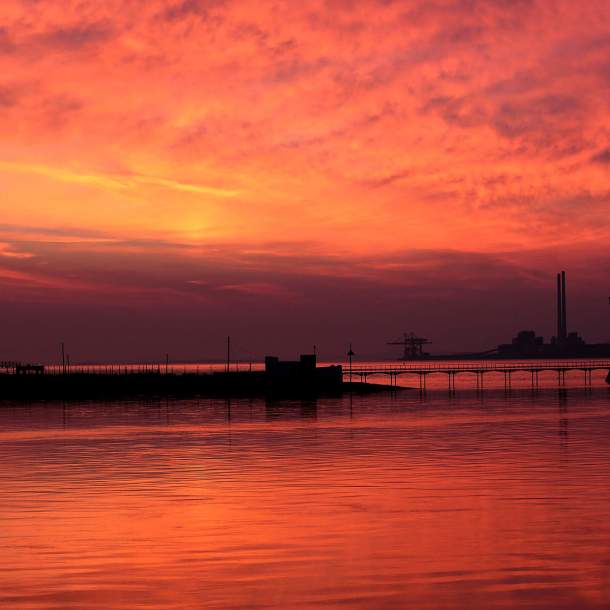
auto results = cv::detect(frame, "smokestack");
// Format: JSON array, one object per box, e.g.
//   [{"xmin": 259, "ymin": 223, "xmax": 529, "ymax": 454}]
[
  {"xmin": 561, "ymin": 270, "xmax": 567, "ymax": 340},
  {"xmin": 557, "ymin": 273, "xmax": 562, "ymax": 342}
]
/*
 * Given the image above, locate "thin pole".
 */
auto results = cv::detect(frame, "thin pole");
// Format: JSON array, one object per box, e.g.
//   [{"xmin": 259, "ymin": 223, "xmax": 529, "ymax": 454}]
[
  {"xmin": 349, "ymin": 349, "xmax": 352, "ymax": 383},
  {"xmin": 226, "ymin": 336, "xmax": 231, "ymax": 373},
  {"xmin": 561, "ymin": 271, "xmax": 567, "ymax": 339},
  {"xmin": 348, "ymin": 343, "xmax": 354, "ymax": 384},
  {"xmin": 557, "ymin": 272, "xmax": 562, "ymax": 342}
]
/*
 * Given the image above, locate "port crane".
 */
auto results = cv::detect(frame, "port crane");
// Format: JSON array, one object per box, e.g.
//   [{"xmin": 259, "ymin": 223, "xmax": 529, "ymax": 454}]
[{"xmin": 387, "ymin": 332, "xmax": 431, "ymax": 360}]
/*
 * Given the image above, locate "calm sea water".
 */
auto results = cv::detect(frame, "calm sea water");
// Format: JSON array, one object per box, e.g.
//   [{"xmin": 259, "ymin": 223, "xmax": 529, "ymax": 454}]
[{"xmin": 1, "ymin": 382, "xmax": 610, "ymax": 609}]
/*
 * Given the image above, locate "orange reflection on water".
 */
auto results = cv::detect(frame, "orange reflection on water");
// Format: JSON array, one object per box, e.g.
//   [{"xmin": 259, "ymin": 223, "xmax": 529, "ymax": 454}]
[{"xmin": 1, "ymin": 392, "xmax": 610, "ymax": 609}]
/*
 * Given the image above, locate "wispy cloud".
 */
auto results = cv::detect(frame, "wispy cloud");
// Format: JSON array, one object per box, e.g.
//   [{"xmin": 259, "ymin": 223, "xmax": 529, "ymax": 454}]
[
  {"xmin": 0, "ymin": 161, "xmax": 241, "ymax": 198},
  {"xmin": 591, "ymin": 148, "xmax": 610, "ymax": 164},
  {"xmin": 0, "ymin": 242, "xmax": 34, "ymax": 259},
  {"xmin": 134, "ymin": 174, "xmax": 240, "ymax": 197}
]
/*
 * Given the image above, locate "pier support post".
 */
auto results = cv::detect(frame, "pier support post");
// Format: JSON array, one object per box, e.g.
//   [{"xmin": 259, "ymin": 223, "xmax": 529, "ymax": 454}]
[{"xmin": 419, "ymin": 373, "xmax": 427, "ymax": 392}]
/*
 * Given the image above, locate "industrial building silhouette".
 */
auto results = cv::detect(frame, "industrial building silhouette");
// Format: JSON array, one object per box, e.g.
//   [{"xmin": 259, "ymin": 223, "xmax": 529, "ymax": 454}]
[{"xmin": 497, "ymin": 271, "xmax": 609, "ymax": 358}]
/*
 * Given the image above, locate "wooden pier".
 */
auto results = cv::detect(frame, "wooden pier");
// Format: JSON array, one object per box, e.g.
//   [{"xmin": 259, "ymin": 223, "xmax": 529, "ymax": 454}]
[{"xmin": 342, "ymin": 360, "xmax": 610, "ymax": 391}]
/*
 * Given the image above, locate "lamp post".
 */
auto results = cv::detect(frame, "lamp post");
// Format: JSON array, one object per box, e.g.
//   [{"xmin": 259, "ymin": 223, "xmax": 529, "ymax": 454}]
[{"xmin": 347, "ymin": 344, "xmax": 355, "ymax": 384}]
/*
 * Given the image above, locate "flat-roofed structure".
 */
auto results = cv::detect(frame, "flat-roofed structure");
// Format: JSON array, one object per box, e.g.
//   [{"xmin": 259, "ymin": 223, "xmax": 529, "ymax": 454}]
[{"xmin": 265, "ymin": 354, "xmax": 342, "ymax": 389}]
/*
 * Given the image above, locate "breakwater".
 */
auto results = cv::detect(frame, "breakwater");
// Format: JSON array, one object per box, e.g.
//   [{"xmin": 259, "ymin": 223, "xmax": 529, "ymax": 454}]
[{"xmin": 0, "ymin": 370, "xmax": 394, "ymax": 401}]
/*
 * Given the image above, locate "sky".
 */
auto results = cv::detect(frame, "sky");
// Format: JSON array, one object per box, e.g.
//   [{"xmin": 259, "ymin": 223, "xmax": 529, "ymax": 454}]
[{"xmin": 1, "ymin": 0, "xmax": 609, "ymax": 362}]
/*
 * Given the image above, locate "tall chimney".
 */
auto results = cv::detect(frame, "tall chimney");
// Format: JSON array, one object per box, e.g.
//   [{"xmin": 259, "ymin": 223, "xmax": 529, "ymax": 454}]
[
  {"xmin": 561, "ymin": 270, "xmax": 567, "ymax": 340},
  {"xmin": 557, "ymin": 273, "xmax": 562, "ymax": 342}
]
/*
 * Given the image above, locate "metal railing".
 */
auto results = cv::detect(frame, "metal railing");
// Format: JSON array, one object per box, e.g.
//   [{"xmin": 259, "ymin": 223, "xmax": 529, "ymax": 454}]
[{"xmin": 341, "ymin": 360, "xmax": 610, "ymax": 374}]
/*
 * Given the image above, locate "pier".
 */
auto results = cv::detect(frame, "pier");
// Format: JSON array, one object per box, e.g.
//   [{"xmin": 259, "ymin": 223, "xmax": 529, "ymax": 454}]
[
  {"xmin": 0, "ymin": 354, "xmax": 346, "ymax": 400},
  {"xmin": 343, "ymin": 360, "xmax": 610, "ymax": 391},
  {"xmin": 1, "ymin": 357, "xmax": 609, "ymax": 400}
]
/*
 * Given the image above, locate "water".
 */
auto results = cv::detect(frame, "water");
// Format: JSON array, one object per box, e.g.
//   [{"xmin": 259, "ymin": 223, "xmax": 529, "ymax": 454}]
[{"xmin": 1, "ymin": 385, "xmax": 610, "ymax": 609}]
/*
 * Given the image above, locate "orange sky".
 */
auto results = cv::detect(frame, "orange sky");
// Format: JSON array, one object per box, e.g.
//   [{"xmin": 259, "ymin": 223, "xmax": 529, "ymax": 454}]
[{"xmin": 1, "ymin": 0, "xmax": 609, "ymax": 360}]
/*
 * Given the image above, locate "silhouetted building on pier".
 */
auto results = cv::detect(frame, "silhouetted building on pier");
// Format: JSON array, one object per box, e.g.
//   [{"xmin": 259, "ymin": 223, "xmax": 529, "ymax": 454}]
[{"xmin": 264, "ymin": 354, "xmax": 342, "ymax": 388}]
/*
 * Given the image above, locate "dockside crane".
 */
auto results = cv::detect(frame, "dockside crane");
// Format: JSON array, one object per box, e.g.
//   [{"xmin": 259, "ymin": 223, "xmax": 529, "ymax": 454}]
[{"xmin": 387, "ymin": 332, "xmax": 431, "ymax": 360}]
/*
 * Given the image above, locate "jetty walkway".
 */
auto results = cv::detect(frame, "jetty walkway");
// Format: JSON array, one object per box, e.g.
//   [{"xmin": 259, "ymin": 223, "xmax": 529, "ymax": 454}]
[{"xmin": 342, "ymin": 360, "xmax": 610, "ymax": 390}]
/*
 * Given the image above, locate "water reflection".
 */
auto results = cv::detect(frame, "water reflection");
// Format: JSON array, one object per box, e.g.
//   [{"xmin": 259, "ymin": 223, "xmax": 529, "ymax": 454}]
[{"xmin": 1, "ymin": 388, "xmax": 609, "ymax": 609}]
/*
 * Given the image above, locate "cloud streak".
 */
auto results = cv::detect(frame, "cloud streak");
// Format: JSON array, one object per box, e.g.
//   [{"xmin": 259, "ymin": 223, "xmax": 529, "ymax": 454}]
[{"xmin": 0, "ymin": 161, "xmax": 241, "ymax": 198}]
